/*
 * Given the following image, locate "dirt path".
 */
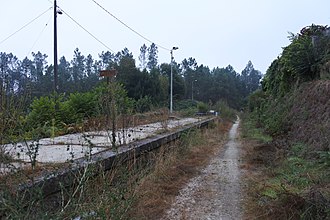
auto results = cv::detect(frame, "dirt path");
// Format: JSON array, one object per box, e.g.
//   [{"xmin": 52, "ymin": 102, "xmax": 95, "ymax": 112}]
[{"xmin": 162, "ymin": 118, "xmax": 242, "ymax": 220}]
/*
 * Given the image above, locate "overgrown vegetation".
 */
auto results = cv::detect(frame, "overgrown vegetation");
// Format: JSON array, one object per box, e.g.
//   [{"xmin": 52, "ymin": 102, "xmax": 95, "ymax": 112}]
[
  {"xmin": 0, "ymin": 118, "xmax": 233, "ymax": 219},
  {"xmin": 1, "ymin": 23, "xmax": 259, "ymax": 219},
  {"xmin": 242, "ymin": 116, "xmax": 330, "ymax": 219},
  {"xmin": 243, "ymin": 24, "xmax": 330, "ymax": 219}
]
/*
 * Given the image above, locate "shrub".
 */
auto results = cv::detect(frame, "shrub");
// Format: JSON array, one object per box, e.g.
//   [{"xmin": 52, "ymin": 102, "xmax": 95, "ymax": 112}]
[
  {"xmin": 197, "ymin": 101, "xmax": 208, "ymax": 113},
  {"xmin": 26, "ymin": 96, "xmax": 56, "ymax": 128},
  {"xmin": 174, "ymin": 99, "xmax": 197, "ymax": 111},
  {"xmin": 135, "ymin": 96, "xmax": 152, "ymax": 113},
  {"xmin": 65, "ymin": 92, "xmax": 98, "ymax": 123},
  {"xmin": 214, "ymin": 101, "xmax": 236, "ymax": 121}
]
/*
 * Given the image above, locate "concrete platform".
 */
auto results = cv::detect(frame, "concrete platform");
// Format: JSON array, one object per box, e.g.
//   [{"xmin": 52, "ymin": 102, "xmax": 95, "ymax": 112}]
[{"xmin": 2, "ymin": 118, "xmax": 200, "ymax": 164}]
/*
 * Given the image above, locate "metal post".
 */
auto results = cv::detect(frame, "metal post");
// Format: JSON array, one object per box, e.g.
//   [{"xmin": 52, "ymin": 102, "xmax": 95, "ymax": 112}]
[
  {"xmin": 192, "ymin": 79, "xmax": 197, "ymax": 101},
  {"xmin": 170, "ymin": 50, "xmax": 173, "ymax": 113},
  {"xmin": 170, "ymin": 47, "xmax": 178, "ymax": 114},
  {"xmin": 192, "ymin": 80, "xmax": 194, "ymax": 101}
]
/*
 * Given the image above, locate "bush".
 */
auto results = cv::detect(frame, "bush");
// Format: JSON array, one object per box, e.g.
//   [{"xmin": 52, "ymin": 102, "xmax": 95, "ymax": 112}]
[
  {"xmin": 174, "ymin": 99, "xmax": 197, "ymax": 111},
  {"xmin": 214, "ymin": 101, "xmax": 236, "ymax": 121},
  {"xmin": 135, "ymin": 96, "xmax": 152, "ymax": 113},
  {"xmin": 197, "ymin": 102, "xmax": 208, "ymax": 113},
  {"xmin": 26, "ymin": 96, "xmax": 56, "ymax": 128},
  {"xmin": 26, "ymin": 91, "xmax": 99, "ymax": 136},
  {"xmin": 65, "ymin": 92, "xmax": 98, "ymax": 123}
]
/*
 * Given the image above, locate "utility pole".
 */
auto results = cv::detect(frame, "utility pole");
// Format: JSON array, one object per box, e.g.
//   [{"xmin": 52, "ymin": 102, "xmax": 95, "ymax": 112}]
[{"xmin": 54, "ymin": 0, "xmax": 58, "ymax": 95}]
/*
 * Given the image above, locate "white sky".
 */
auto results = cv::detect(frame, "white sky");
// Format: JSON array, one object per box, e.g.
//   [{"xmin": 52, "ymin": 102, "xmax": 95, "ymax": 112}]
[{"xmin": 0, "ymin": 0, "xmax": 329, "ymax": 74}]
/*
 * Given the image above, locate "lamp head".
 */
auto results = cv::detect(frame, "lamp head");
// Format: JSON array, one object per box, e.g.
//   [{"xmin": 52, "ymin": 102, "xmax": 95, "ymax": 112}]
[{"xmin": 172, "ymin": 47, "xmax": 179, "ymax": 50}]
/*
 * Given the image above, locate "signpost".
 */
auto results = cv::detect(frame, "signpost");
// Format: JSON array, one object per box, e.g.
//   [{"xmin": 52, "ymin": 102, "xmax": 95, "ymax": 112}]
[
  {"xmin": 100, "ymin": 69, "xmax": 118, "ymax": 147},
  {"xmin": 100, "ymin": 69, "xmax": 117, "ymax": 84}
]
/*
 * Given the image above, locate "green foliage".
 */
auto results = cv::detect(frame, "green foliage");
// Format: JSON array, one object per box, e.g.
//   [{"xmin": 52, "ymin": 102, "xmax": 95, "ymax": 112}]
[
  {"xmin": 174, "ymin": 100, "xmax": 198, "ymax": 117},
  {"xmin": 26, "ymin": 95, "xmax": 56, "ymax": 128},
  {"xmin": 174, "ymin": 99, "xmax": 197, "ymax": 111},
  {"xmin": 319, "ymin": 151, "xmax": 330, "ymax": 167},
  {"xmin": 197, "ymin": 101, "xmax": 208, "ymax": 113},
  {"xmin": 65, "ymin": 91, "xmax": 98, "ymax": 123},
  {"xmin": 262, "ymin": 97, "xmax": 291, "ymax": 136},
  {"xmin": 246, "ymin": 89, "xmax": 292, "ymax": 136},
  {"xmin": 244, "ymin": 24, "xmax": 330, "ymax": 220},
  {"xmin": 241, "ymin": 113, "xmax": 272, "ymax": 143},
  {"xmin": 134, "ymin": 96, "xmax": 153, "ymax": 113},
  {"xmin": 262, "ymin": 24, "xmax": 330, "ymax": 97},
  {"xmin": 26, "ymin": 91, "xmax": 99, "ymax": 129},
  {"xmin": 247, "ymin": 90, "xmax": 268, "ymax": 112},
  {"xmin": 214, "ymin": 100, "xmax": 236, "ymax": 121},
  {"xmin": 258, "ymin": 144, "xmax": 330, "ymax": 219},
  {"xmin": 241, "ymin": 61, "xmax": 263, "ymax": 95}
]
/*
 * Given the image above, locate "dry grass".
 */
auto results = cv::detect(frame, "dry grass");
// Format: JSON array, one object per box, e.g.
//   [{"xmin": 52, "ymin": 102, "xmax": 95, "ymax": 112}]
[
  {"xmin": 0, "ymin": 119, "xmax": 232, "ymax": 219},
  {"xmin": 240, "ymin": 138, "xmax": 273, "ymax": 220},
  {"xmin": 240, "ymin": 122, "xmax": 330, "ymax": 220},
  {"xmin": 128, "ymin": 119, "xmax": 232, "ymax": 219}
]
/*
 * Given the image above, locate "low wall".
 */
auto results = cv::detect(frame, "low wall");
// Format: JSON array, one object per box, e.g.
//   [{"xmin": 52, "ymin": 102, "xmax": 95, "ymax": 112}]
[{"xmin": 18, "ymin": 117, "xmax": 215, "ymax": 198}]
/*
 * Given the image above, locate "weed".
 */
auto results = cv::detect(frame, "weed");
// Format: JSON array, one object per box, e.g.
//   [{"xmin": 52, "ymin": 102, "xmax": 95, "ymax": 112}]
[
  {"xmin": 128, "ymin": 120, "xmax": 231, "ymax": 219},
  {"xmin": 319, "ymin": 151, "xmax": 330, "ymax": 167},
  {"xmin": 242, "ymin": 111, "xmax": 330, "ymax": 220},
  {"xmin": 159, "ymin": 108, "xmax": 170, "ymax": 131},
  {"xmin": 241, "ymin": 114, "xmax": 272, "ymax": 143}
]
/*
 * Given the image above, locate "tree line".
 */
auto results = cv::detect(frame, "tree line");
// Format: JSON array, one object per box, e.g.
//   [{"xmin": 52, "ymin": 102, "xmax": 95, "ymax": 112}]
[{"xmin": 0, "ymin": 43, "xmax": 262, "ymax": 111}]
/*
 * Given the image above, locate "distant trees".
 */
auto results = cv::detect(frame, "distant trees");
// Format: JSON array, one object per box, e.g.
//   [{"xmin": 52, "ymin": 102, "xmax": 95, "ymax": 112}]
[
  {"xmin": 0, "ymin": 44, "xmax": 262, "ymax": 114},
  {"xmin": 147, "ymin": 43, "xmax": 158, "ymax": 70},
  {"xmin": 241, "ymin": 61, "xmax": 262, "ymax": 96},
  {"xmin": 138, "ymin": 44, "xmax": 147, "ymax": 70}
]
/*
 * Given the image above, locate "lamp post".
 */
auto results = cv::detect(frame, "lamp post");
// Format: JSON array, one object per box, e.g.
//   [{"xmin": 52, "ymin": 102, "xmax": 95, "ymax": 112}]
[
  {"xmin": 192, "ymin": 79, "xmax": 197, "ymax": 101},
  {"xmin": 170, "ymin": 46, "xmax": 178, "ymax": 113}
]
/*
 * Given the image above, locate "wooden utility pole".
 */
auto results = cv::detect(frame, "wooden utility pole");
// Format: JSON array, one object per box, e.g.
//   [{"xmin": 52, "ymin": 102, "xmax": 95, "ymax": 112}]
[{"xmin": 54, "ymin": 0, "xmax": 58, "ymax": 95}]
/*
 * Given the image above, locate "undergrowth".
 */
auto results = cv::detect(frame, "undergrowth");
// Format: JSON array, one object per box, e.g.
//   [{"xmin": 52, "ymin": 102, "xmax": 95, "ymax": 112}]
[
  {"xmin": 0, "ymin": 119, "xmax": 231, "ymax": 219},
  {"xmin": 242, "ymin": 115, "xmax": 330, "ymax": 220},
  {"xmin": 128, "ymin": 119, "xmax": 231, "ymax": 219}
]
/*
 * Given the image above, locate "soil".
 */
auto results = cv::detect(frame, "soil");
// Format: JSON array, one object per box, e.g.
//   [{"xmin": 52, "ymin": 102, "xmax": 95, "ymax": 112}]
[{"xmin": 161, "ymin": 119, "xmax": 242, "ymax": 220}]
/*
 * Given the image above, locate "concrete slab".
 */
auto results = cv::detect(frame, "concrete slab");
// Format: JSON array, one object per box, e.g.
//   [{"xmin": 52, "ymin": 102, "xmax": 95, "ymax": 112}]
[{"xmin": 2, "ymin": 118, "xmax": 200, "ymax": 165}]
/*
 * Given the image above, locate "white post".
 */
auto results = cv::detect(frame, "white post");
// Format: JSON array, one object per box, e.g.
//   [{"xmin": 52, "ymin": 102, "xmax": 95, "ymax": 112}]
[
  {"xmin": 170, "ymin": 50, "xmax": 173, "ymax": 113},
  {"xmin": 170, "ymin": 47, "xmax": 178, "ymax": 114},
  {"xmin": 192, "ymin": 79, "xmax": 197, "ymax": 101}
]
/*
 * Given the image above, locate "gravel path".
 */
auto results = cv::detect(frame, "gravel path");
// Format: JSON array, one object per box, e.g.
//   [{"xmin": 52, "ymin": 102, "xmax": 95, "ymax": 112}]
[{"xmin": 162, "ymin": 119, "xmax": 242, "ymax": 220}]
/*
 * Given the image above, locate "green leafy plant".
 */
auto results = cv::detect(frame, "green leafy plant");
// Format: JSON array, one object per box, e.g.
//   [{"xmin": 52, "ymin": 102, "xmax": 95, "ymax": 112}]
[{"xmin": 197, "ymin": 101, "xmax": 208, "ymax": 113}]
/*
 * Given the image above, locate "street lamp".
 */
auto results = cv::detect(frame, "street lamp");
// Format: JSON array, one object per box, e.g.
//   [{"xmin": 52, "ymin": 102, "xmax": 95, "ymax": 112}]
[
  {"xmin": 170, "ymin": 46, "xmax": 178, "ymax": 113},
  {"xmin": 192, "ymin": 79, "xmax": 197, "ymax": 101}
]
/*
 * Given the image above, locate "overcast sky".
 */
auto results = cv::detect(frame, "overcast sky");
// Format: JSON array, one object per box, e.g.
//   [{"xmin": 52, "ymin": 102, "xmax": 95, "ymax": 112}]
[{"xmin": 1, "ymin": 0, "xmax": 329, "ymax": 74}]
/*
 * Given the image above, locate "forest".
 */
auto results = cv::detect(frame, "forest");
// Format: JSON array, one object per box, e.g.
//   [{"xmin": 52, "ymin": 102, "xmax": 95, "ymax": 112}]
[{"xmin": 0, "ymin": 43, "xmax": 261, "ymax": 141}]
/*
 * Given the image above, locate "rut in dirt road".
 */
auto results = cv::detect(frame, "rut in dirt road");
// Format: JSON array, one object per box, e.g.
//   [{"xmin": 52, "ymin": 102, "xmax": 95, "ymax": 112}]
[{"xmin": 162, "ymin": 118, "xmax": 242, "ymax": 220}]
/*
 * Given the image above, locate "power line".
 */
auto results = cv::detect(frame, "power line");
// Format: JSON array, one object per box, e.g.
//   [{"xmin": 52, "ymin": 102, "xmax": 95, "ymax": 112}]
[
  {"xmin": 90, "ymin": 0, "xmax": 170, "ymax": 51},
  {"xmin": 59, "ymin": 7, "xmax": 115, "ymax": 53},
  {"xmin": 0, "ymin": 7, "xmax": 52, "ymax": 46},
  {"xmin": 26, "ymin": 14, "xmax": 53, "ymax": 57}
]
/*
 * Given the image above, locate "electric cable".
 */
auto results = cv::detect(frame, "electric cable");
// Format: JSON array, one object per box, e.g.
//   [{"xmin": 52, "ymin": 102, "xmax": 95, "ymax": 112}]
[
  {"xmin": 90, "ymin": 0, "xmax": 170, "ymax": 51},
  {"xmin": 59, "ymin": 7, "xmax": 115, "ymax": 53},
  {"xmin": 26, "ymin": 14, "xmax": 52, "ymax": 57},
  {"xmin": 0, "ymin": 7, "xmax": 52, "ymax": 46}
]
